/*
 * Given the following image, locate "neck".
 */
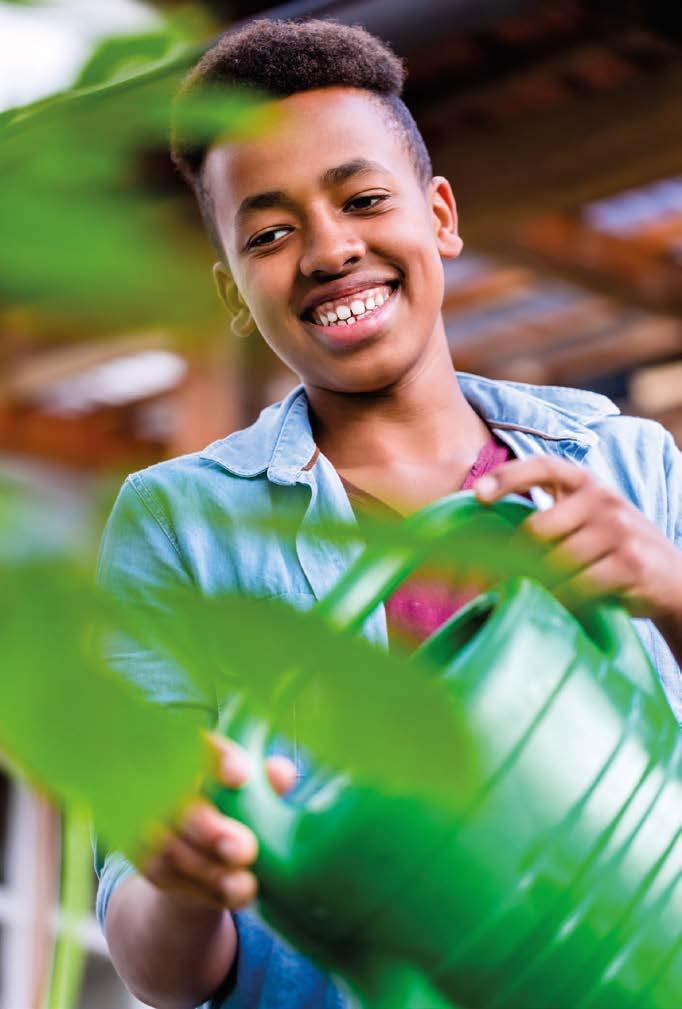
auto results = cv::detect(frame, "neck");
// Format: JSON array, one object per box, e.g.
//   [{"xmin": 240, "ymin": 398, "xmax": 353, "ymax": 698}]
[{"xmin": 304, "ymin": 329, "xmax": 490, "ymax": 472}]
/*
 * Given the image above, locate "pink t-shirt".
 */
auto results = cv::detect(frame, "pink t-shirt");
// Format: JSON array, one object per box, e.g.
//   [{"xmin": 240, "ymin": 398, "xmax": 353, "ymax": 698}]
[{"xmin": 341, "ymin": 437, "xmax": 513, "ymax": 650}]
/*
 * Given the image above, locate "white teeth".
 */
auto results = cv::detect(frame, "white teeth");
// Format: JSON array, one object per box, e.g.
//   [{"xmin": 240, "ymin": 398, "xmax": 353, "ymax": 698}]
[
  {"xmin": 309, "ymin": 284, "xmax": 396, "ymax": 326},
  {"xmin": 346, "ymin": 316, "xmax": 356, "ymax": 325}
]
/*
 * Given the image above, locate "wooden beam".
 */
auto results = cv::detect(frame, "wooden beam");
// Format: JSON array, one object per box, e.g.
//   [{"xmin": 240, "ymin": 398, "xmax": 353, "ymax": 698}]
[{"xmin": 429, "ymin": 66, "xmax": 682, "ymax": 247}]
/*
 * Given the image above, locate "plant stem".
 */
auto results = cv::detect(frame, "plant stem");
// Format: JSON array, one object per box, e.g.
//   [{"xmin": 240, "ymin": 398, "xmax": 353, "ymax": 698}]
[{"xmin": 43, "ymin": 804, "xmax": 92, "ymax": 1009}]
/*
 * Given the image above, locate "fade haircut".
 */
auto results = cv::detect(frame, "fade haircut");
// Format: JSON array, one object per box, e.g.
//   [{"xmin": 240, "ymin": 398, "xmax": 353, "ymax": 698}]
[{"xmin": 170, "ymin": 18, "xmax": 433, "ymax": 254}]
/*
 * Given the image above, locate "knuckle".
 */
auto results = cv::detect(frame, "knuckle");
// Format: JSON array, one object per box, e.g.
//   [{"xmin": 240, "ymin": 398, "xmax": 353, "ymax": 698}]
[
  {"xmin": 620, "ymin": 538, "xmax": 644, "ymax": 573},
  {"xmin": 207, "ymin": 862, "xmax": 231, "ymax": 892},
  {"xmin": 596, "ymin": 486, "xmax": 621, "ymax": 511},
  {"xmin": 611, "ymin": 511, "xmax": 633, "ymax": 537},
  {"xmin": 166, "ymin": 835, "xmax": 194, "ymax": 870},
  {"xmin": 545, "ymin": 457, "xmax": 574, "ymax": 483}
]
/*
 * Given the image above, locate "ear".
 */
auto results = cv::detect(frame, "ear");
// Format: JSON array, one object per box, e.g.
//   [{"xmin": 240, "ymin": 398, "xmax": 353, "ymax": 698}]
[
  {"xmin": 429, "ymin": 176, "xmax": 463, "ymax": 260},
  {"xmin": 213, "ymin": 262, "xmax": 255, "ymax": 338}
]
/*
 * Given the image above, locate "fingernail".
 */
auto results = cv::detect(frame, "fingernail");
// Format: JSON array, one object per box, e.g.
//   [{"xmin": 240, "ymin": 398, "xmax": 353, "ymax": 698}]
[{"xmin": 475, "ymin": 476, "xmax": 497, "ymax": 499}]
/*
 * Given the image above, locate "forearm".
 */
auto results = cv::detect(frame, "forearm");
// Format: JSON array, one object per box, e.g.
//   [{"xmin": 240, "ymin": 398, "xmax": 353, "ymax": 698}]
[{"xmin": 105, "ymin": 873, "xmax": 237, "ymax": 1009}]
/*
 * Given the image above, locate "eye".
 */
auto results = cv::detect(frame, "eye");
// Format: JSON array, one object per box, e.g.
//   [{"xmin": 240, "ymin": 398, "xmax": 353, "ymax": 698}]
[
  {"xmin": 247, "ymin": 226, "xmax": 292, "ymax": 250},
  {"xmin": 345, "ymin": 193, "xmax": 388, "ymax": 212}
]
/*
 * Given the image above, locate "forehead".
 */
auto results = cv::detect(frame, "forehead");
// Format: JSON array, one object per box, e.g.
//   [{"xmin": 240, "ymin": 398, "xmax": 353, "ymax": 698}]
[{"xmin": 204, "ymin": 88, "xmax": 412, "ymax": 227}]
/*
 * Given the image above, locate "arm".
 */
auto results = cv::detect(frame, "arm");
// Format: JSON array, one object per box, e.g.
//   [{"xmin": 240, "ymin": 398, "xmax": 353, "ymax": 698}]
[
  {"xmin": 104, "ymin": 737, "xmax": 296, "ymax": 1009},
  {"xmin": 105, "ymin": 875, "xmax": 237, "ymax": 1009},
  {"xmin": 96, "ymin": 478, "xmax": 296, "ymax": 1006}
]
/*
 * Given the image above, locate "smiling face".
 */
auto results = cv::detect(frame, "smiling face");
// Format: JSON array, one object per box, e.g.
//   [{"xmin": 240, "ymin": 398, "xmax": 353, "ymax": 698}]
[{"xmin": 204, "ymin": 87, "xmax": 462, "ymax": 394}]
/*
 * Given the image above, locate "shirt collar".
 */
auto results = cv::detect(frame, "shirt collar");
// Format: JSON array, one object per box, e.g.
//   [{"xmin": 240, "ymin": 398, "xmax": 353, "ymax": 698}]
[
  {"xmin": 200, "ymin": 373, "xmax": 619, "ymax": 480},
  {"xmin": 200, "ymin": 385, "xmax": 316, "ymax": 484},
  {"xmin": 457, "ymin": 372, "xmax": 617, "ymax": 447}
]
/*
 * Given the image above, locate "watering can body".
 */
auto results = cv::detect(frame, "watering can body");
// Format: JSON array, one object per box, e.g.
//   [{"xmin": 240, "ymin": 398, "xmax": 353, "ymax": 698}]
[{"xmin": 211, "ymin": 493, "xmax": 681, "ymax": 1009}]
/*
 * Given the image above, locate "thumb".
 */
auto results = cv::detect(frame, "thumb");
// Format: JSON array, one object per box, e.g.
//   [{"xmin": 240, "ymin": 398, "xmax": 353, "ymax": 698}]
[
  {"xmin": 265, "ymin": 755, "xmax": 297, "ymax": 796},
  {"xmin": 204, "ymin": 732, "xmax": 251, "ymax": 789}
]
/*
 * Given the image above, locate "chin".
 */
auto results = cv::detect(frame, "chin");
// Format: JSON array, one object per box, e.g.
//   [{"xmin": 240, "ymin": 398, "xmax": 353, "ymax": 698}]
[{"xmin": 326, "ymin": 355, "xmax": 418, "ymax": 396}]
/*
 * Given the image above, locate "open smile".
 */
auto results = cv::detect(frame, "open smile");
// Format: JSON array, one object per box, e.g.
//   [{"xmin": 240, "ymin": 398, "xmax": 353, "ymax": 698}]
[{"xmin": 301, "ymin": 281, "xmax": 400, "ymax": 347}]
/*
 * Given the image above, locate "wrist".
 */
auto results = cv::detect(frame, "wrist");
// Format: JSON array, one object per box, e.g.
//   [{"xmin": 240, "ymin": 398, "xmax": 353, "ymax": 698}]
[{"xmin": 651, "ymin": 581, "xmax": 682, "ymax": 667}]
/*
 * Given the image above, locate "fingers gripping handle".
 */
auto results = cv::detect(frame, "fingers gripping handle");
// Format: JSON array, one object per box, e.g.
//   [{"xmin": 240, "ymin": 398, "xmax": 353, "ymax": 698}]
[{"xmin": 317, "ymin": 490, "xmax": 657, "ymax": 693}]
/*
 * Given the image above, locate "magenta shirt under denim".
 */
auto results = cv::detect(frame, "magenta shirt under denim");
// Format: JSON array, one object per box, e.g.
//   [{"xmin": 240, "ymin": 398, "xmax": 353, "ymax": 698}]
[{"xmin": 342, "ymin": 437, "xmax": 513, "ymax": 650}]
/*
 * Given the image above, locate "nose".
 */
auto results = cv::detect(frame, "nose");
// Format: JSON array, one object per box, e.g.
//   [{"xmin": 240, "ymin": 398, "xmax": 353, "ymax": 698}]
[{"xmin": 299, "ymin": 210, "xmax": 366, "ymax": 278}]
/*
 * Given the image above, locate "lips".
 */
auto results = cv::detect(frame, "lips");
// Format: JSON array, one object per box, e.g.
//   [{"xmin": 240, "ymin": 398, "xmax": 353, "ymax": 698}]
[
  {"xmin": 302, "ymin": 282, "xmax": 400, "ymax": 347},
  {"xmin": 300, "ymin": 278, "xmax": 400, "ymax": 323}
]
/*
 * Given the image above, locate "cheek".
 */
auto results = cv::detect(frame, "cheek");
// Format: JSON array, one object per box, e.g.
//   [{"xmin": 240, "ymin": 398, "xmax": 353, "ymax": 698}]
[{"xmin": 239, "ymin": 264, "xmax": 289, "ymax": 325}]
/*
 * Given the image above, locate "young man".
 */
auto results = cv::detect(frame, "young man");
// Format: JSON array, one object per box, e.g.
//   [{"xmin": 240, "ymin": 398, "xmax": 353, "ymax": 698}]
[{"xmin": 97, "ymin": 18, "xmax": 682, "ymax": 1009}]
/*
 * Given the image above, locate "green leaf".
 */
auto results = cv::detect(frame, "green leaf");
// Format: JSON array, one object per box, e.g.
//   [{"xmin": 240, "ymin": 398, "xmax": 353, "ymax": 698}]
[
  {"xmin": 0, "ymin": 29, "xmax": 273, "ymax": 330},
  {"xmin": 139, "ymin": 586, "xmax": 481, "ymax": 808},
  {"xmin": 0, "ymin": 557, "xmax": 209, "ymax": 856}
]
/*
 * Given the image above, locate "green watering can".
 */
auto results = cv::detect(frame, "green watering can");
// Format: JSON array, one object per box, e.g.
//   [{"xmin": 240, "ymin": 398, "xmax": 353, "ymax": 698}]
[{"xmin": 211, "ymin": 492, "xmax": 681, "ymax": 1009}]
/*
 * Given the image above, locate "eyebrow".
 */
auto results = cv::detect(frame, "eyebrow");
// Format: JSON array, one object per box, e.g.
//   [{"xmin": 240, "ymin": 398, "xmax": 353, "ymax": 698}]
[
  {"xmin": 236, "ymin": 158, "xmax": 390, "ymax": 223},
  {"xmin": 320, "ymin": 158, "xmax": 389, "ymax": 187}
]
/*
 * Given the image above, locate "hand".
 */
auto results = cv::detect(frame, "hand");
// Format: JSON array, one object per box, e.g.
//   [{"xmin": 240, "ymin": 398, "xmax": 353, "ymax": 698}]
[
  {"xmin": 140, "ymin": 734, "xmax": 296, "ymax": 911},
  {"xmin": 473, "ymin": 456, "xmax": 682, "ymax": 624}
]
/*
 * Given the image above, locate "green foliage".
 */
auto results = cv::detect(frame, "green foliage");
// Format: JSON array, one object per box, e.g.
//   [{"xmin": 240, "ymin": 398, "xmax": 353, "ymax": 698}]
[
  {"xmin": 0, "ymin": 555, "xmax": 209, "ymax": 856},
  {"xmin": 0, "ymin": 16, "xmax": 273, "ymax": 330},
  {"xmin": 144, "ymin": 585, "xmax": 479, "ymax": 805}
]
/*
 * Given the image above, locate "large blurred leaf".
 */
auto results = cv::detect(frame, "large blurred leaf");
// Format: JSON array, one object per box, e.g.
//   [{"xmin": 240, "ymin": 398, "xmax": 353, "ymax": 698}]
[
  {"xmin": 0, "ymin": 551, "xmax": 477, "ymax": 841},
  {"xmin": 0, "ymin": 20, "xmax": 274, "ymax": 330},
  {"xmin": 137, "ymin": 585, "xmax": 479, "ymax": 805},
  {"xmin": 0, "ymin": 556, "xmax": 209, "ymax": 856}
]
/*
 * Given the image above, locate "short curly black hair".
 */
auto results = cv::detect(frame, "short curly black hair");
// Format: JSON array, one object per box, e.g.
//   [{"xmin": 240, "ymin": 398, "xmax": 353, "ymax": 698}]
[{"xmin": 171, "ymin": 18, "xmax": 432, "ymax": 254}]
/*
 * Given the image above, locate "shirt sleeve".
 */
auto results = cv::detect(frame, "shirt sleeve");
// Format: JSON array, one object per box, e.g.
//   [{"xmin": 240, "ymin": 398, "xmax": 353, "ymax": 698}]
[
  {"xmin": 97, "ymin": 474, "xmax": 217, "ymax": 709},
  {"xmin": 662, "ymin": 430, "xmax": 682, "ymax": 549},
  {"xmin": 94, "ymin": 474, "xmax": 217, "ymax": 927},
  {"xmin": 648, "ymin": 429, "xmax": 682, "ymax": 719}
]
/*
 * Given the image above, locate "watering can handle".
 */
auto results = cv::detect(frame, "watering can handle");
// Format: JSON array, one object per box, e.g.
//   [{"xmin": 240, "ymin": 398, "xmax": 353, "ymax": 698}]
[
  {"xmin": 315, "ymin": 490, "xmax": 658, "ymax": 693},
  {"xmin": 210, "ymin": 491, "xmax": 658, "ymax": 868}
]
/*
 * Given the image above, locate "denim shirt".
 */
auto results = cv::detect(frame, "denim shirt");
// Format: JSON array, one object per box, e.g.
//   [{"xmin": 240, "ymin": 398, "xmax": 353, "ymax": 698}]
[{"xmin": 96, "ymin": 372, "xmax": 682, "ymax": 1009}]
